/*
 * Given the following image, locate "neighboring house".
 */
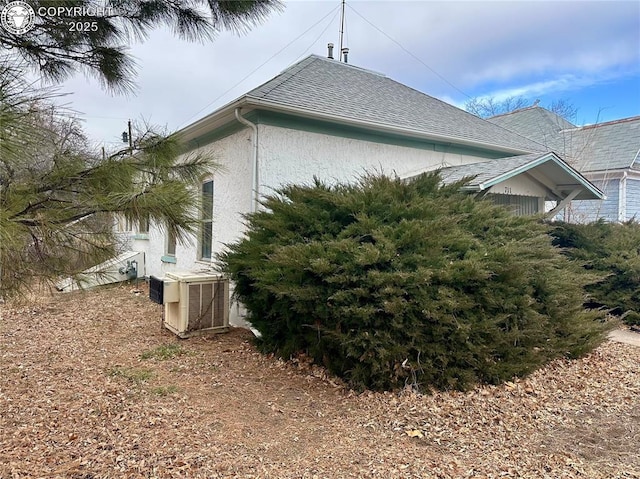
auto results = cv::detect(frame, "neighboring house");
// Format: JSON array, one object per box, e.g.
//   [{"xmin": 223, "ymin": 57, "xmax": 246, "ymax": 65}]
[
  {"xmin": 123, "ymin": 54, "xmax": 602, "ymax": 322},
  {"xmin": 488, "ymin": 107, "xmax": 640, "ymax": 222}
]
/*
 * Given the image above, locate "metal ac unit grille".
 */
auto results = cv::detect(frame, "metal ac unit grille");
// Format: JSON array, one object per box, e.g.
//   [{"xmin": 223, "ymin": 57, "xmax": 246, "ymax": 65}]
[
  {"xmin": 149, "ymin": 276, "xmax": 164, "ymax": 304},
  {"xmin": 212, "ymin": 281, "xmax": 225, "ymax": 327},
  {"xmin": 187, "ymin": 282, "xmax": 226, "ymax": 332}
]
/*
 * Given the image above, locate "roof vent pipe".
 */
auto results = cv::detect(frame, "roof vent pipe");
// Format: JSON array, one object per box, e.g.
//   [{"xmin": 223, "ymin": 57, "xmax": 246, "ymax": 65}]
[
  {"xmin": 327, "ymin": 43, "xmax": 334, "ymax": 59},
  {"xmin": 341, "ymin": 47, "xmax": 349, "ymax": 63}
]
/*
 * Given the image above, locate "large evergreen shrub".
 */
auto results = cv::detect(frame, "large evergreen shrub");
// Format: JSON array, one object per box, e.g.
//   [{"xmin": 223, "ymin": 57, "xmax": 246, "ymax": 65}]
[
  {"xmin": 220, "ymin": 173, "xmax": 608, "ymax": 391},
  {"xmin": 551, "ymin": 220, "xmax": 640, "ymax": 326}
]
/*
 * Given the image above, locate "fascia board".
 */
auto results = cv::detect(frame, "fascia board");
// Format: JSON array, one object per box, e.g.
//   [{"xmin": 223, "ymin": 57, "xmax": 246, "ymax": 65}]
[
  {"xmin": 176, "ymin": 98, "xmax": 251, "ymax": 143},
  {"xmin": 479, "ymin": 153, "xmax": 604, "ymax": 200},
  {"xmin": 176, "ymin": 96, "xmax": 538, "ymax": 156},
  {"xmin": 243, "ymin": 98, "xmax": 537, "ymax": 156},
  {"xmin": 475, "ymin": 155, "xmax": 553, "ymax": 192},
  {"xmin": 586, "ymin": 169, "xmax": 640, "ymax": 181}
]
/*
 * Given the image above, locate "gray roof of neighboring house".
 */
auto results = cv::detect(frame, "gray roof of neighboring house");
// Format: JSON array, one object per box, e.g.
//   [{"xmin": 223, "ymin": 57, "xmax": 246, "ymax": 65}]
[
  {"xmin": 488, "ymin": 107, "xmax": 640, "ymax": 173},
  {"xmin": 430, "ymin": 152, "xmax": 603, "ymax": 200},
  {"xmin": 243, "ymin": 55, "xmax": 545, "ymax": 154},
  {"xmin": 488, "ymin": 106, "xmax": 575, "ymax": 152},
  {"xmin": 563, "ymin": 117, "xmax": 640, "ymax": 172}
]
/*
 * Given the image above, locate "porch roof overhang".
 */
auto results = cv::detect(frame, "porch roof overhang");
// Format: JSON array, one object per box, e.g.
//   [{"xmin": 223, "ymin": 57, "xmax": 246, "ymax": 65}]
[{"xmin": 415, "ymin": 152, "xmax": 605, "ymax": 202}]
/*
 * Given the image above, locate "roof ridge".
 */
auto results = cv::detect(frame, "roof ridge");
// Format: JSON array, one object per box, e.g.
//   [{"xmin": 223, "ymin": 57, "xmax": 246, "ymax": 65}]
[
  {"xmin": 246, "ymin": 55, "xmax": 319, "ymax": 99},
  {"xmin": 567, "ymin": 115, "xmax": 640, "ymax": 131},
  {"xmin": 306, "ymin": 54, "xmax": 387, "ymax": 77},
  {"xmin": 488, "ymin": 105, "xmax": 540, "ymax": 120},
  {"xmin": 246, "ymin": 55, "xmax": 388, "ymax": 101}
]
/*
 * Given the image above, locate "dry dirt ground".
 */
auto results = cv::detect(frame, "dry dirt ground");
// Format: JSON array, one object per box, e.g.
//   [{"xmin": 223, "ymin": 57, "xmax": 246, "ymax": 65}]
[{"xmin": 1, "ymin": 284, "xmax": 638, "ymax": 479}]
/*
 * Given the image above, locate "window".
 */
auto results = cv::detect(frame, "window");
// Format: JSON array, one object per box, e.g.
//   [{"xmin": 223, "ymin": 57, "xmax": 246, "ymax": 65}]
[
  {"xmin": 116, "ymin": 214, "xmax": 133, "ymax": 232},
  {"xmin": 166, "ymin": 228, "xmax": 176, "ymax": 256},
  {"xmin": 138, "ymin": 215, "xmax": 149, "ymax": 234},
  {"xmin": 162, "ymin": 226, "xmax": 177, "ymax": 263},
  {"xmin": 200, "ymin": 180, "xmax": 214, "ymax": 260}
]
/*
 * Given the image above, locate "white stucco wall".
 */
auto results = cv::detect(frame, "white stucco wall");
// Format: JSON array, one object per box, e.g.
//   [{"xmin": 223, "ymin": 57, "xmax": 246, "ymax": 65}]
[
  {"xmin": 142, "ymin": 128, "xmax": 253, "ymax": 280},
  {"xmin": 143, "ymin": 123, "xmax": 499, "ymax": 279},
  {"xmin": 138, "ymin": 122, "xmax": 510, "ymax": 326},
  {"xmin": 257, "ymin": 124, "xmax": 491, "ymax": 191}
]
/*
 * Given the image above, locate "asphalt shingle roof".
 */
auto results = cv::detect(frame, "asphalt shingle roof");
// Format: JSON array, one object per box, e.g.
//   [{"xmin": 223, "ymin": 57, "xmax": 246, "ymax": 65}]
[
  {"xmin": 564, "ymin": 118, "xmax": 640, "ymax": 172},
  {"xmin": 488, "ymin": 107, "xmax": 640, "ymax": 173},
  {"xmin": 488, "ymin": 106, "xmax": 575, "ymax": 152},
  {"xmin": 430, "ymin": 152, "xmax": 603, "ymax": 200},
  {"xmin": 437, "ymin": 153, "xmax": 544, "ymax": 187},
  {"xmin": 245, "ymin": 55, "xmax": 545, "ymax": 154}
]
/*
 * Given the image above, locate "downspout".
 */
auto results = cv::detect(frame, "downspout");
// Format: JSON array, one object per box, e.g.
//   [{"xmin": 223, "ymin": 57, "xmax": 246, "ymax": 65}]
[{"xmin": 234, "ymin": 108, "xmax": 259, "ymax": 213}]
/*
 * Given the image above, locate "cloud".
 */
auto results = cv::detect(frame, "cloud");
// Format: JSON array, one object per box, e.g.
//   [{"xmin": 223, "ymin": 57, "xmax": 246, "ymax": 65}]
[
  {"xmin": 51, "ymin": 0, "xmax": 639, "ymax": 143},
  {"xmin": 348, "ymin": 1, "xmax": 639, "ymax": 91}
]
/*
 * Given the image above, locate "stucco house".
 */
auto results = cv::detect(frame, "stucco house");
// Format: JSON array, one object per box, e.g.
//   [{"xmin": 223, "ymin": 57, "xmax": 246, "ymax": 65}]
[
  {"xmin": 488, "ymin": 107, "xmax": 640, "ymax": 222},
  {"xmin": 122, "ymin": 54, "xmax": 602, "ymax": 312}
]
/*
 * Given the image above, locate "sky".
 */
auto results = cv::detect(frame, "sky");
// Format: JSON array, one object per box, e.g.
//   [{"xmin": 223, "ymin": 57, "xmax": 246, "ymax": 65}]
[{"xmin": 49, "ymin": 0, "xmax": 640, "ymax": 149}]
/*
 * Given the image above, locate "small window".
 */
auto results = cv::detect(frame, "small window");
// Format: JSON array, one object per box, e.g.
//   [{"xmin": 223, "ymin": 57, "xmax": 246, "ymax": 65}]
[
  {"xmin": 138, "ymin": 215, "xmax": 149, "ymax": 234},
  {"xmin": 116, "ymin": 215, "xmax": 134, "ymax": 232},
  {"xmin": 200, "ymin": 180, "xmax": 214, "ymax": 260},
  {"xmin": 166, "ymin": 228, "xmax": 176, "ymax": 256}
]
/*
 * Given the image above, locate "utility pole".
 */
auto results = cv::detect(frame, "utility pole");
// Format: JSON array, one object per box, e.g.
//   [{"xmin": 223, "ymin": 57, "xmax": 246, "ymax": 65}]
[
  {"xmin": 127, "ymin": 120, "xmax": 133, "ymax": 152},
  {"xmin": 122, "ymin": 119, "xmax": 133, "ymax": 152}
]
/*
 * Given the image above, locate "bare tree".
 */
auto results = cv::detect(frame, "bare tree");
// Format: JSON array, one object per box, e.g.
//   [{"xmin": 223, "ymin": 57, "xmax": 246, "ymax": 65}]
[
  {"xmin": 464, "ymin": 96, "xmax": 528, "ymax": 119},
  {"xmin": 548, "ymin": 99, "xmax": 578, "ymax": 123},
  {"xmin": 0, "ymin": 72, "xmax": 215, "ymax": 298},
  {"xmin": 465, "ymin": 96, "xmax": 577, "ymax": 122}
]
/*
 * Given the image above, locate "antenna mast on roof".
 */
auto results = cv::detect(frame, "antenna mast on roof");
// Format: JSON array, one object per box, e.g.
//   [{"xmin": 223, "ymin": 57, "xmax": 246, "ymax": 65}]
[{"xmin": 338, "ymin": 0, "xmax": 346, "ymax": 62}]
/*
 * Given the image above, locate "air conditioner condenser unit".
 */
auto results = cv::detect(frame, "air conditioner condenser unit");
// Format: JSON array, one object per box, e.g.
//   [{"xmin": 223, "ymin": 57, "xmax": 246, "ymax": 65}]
[{"xmin": 160, "ymin": 272, "xmax": 230, "ymax": 338}]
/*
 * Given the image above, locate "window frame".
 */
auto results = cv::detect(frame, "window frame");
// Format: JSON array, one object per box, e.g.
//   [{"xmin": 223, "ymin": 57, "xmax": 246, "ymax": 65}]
[
  {"xmin": 166, "ymin": 227, "xmax": 176, "ymax": 257},
  {"xmin": 199, "ymin": 179, "xmax": 214, "ymax": 261},
  {"xmin": 138, "ymin": 215, "xmax": 149, "ymax": 234}
]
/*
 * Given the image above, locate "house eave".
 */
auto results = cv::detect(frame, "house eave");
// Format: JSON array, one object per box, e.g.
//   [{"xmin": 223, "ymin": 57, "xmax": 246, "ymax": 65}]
[
  {"xmin": 584, "ymin": 168, "xmax": 640, "ymax": 181},
  {"xmin": 483, "ymin": 152, "xmax": 604, "ymax": 200},
  {"xmin": 245, "ymin": 98, "xmax": 536, "ymax": 156},
  {"xmin": 176, "ymin": 96, "xmax": 536, "ymax": 157},
  {"xmin": 176, "ymin": 97, "xmax": 251, "ymax": 145}
]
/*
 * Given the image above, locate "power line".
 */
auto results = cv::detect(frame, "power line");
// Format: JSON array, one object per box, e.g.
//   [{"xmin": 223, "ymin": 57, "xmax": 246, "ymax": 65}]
[
  {"xmin": 347, "ymin": 4, "xmax": 472, "ymax": 100},
  {"xmin": 294, "ymin": 8, "xmax": 340, "ymax": 61},
  {"xmin": 176, "ymin": 3, "xmax": 342, "ymax": 130}
]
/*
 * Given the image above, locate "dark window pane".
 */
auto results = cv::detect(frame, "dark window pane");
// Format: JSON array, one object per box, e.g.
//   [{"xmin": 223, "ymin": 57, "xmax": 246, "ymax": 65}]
[
  {"xmin": 202, "ymin": 180, "xmax": 213, "ymax": 220},
  {"xmin": 167, "ymin": 228, "xmax": 176, "ymax": 256},
  {"xmin": 201, "ymin": 221, "xmax": 212, "ymax": 259},
  {"xmin": 200, "ymin": 180, "xmax": 214, "ymax": 259}
]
